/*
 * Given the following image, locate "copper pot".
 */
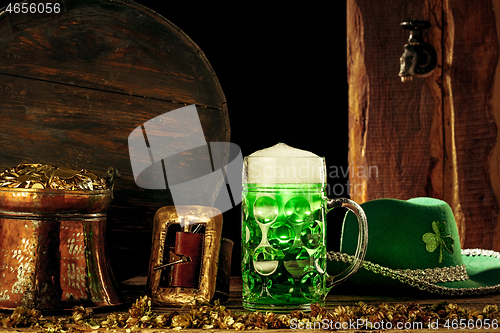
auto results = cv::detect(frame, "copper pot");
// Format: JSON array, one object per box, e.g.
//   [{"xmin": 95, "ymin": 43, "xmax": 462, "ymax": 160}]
[{"xmin": 0, "ymin": 187, "xmax": 123, "ymax": 311}]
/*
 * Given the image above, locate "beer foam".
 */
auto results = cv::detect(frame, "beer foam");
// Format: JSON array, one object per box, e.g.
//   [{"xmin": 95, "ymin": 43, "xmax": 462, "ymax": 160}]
[
  {"xmin": 245, "ymin": 143, "xmax": 325, "ymax": 184},
  {"xmin": 249, "ymin": 142, "xmax": 318, "ymax": 158}
]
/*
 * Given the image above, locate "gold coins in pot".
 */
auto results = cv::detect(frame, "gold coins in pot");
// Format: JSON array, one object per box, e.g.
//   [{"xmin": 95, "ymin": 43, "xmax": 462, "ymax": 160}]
[{"xmin": 0, "ymin": 163, "xmax": 110, "ymax": 191}]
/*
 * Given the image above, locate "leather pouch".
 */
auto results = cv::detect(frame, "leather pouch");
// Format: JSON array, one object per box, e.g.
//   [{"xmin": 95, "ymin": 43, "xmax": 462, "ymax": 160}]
[{"xmin": 171, "ymin": 231, "xmax": 204, "ymax": 288}]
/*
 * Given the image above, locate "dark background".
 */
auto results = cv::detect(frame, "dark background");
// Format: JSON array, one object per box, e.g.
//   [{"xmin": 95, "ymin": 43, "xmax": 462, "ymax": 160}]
[{"xmin": 135, "ymin": 2, "xmax": 350, "ymax": 275}]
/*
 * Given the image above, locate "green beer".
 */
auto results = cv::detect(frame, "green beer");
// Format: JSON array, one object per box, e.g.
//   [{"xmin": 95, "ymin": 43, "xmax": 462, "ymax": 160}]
[
  {"xmin": 242, "ymin": 183, "xmax": 327, "ymax": 311},
  {"xmin": 241, "ymin": 143, "xmax": 368, "ymax": 312}
]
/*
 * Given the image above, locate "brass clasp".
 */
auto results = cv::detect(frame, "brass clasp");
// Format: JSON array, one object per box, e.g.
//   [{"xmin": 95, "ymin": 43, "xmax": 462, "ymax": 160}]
[{"xmin": 147, "ymin": 205, "xmax": 223, "ymax": 306}]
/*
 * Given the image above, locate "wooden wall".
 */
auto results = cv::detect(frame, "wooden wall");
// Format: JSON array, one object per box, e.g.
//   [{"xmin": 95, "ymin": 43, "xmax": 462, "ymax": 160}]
[{"xmin": 347, "ymin": 0, "xmax": 500, "ymax": 250}]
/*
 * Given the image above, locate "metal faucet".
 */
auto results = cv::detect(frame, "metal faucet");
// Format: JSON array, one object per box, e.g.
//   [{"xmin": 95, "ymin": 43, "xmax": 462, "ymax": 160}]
[{"xmin": 399, "ymin": 19, "xmax": 437, "ymax": 82}]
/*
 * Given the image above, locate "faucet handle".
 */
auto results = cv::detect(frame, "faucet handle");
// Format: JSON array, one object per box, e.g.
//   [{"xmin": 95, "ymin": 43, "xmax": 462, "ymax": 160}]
[
  {"xmin": 401, "ymin": 19, "xmax": 431, "ymax": 31},
  {"xmin": 401, "ymin": 20, "xmax": 431, "ymax": 45}
]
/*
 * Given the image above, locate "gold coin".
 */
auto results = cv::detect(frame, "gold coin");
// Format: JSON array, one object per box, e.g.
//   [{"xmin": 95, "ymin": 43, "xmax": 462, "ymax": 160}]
[
  {"xmin": 58, "ymin": 166, "xmax": 72, "ymax": 170},
  {"xmin": 18, "ymin": 174, "xmax": 30, "ymax": 183},
  {"xmin": 86, "ymin": 172, "xmax": 98, "ymax": 181},
  {"xmin": 43, "ymin": 166, "xmax": 54, "ymax": 179},
  {"xmin": 52, "ymin": 168, "xmax": 78, "ymax": 180}
]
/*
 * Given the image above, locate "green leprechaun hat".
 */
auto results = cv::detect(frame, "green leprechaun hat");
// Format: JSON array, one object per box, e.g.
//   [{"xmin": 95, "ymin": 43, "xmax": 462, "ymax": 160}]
[{"xmin": 327, "ymin": 197, "xmax": 500, "ymax": 296}]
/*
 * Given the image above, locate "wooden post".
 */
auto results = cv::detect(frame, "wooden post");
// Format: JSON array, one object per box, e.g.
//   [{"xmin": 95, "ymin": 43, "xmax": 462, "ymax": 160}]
[{"xmin": 347, "ymin": 0, "xmax": 500, "ymax": 250}]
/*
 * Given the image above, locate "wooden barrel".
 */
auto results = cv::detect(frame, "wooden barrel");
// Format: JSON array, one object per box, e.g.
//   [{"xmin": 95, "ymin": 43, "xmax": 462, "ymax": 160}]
[{"xmin": 0, "ymin": 0, "xmax": 229, "ymax": 281}]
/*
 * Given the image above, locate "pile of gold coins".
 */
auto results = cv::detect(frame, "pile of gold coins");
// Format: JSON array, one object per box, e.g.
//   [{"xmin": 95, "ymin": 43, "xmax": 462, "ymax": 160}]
[{"xmin": 0, "ymin": 163, "xmax": 110, "ymax": 191}]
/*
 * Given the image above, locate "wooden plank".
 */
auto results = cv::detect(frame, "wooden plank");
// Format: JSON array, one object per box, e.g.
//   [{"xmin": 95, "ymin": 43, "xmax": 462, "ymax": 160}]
[
  {"xmin": 117, "ymin": 276, "xmax": 500, "ymax": 333},
  {"xmin": 491, "ymin": 2, "xmax": 500, "ymax": 252},
  {"xmin": 445, "ymin": 0, "xmax": 499, "ymax": 249},
  {"xmin": 225, "ymin": 276, "xmax": 500, "ymax": 312},
  {"xmin": 347, "ymin": 0, "xmax": 443, "ymax": 203},
  {"xmin": 0, "ymin": 276, "xmax": 496, "ymax": 332},
  {"xmin": 0, "ymin": 0, "xmax": 226, "ymax": 110},
  {"xmin": 348, "ymin": 0, "xmax": 500, "ymax": 250},
  {"xmin": 125, "ymin": 275, "xmax": 500, "ymax": 313}
]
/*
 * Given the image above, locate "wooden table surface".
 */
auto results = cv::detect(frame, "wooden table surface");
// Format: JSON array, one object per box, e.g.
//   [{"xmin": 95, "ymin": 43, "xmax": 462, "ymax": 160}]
[
  {"xmin": 1, "ymin": 276, "xmax": 498, "ymax": 332},
  {"xmin": 120, "ymin": 276, "xmax": 500, "ymax": 332}
]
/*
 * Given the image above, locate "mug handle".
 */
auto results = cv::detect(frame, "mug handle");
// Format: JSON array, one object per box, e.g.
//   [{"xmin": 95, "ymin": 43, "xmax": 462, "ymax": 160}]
[{"xmin": 325, "ymin": 197, "xmax": 368, "ymax": 288}]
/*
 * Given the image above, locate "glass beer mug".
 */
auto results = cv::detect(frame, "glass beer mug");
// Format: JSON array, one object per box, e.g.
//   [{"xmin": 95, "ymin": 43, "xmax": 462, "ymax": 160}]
[{"xmin": 241, "ymin": 143, "xmax": 368, "ymax": 312}]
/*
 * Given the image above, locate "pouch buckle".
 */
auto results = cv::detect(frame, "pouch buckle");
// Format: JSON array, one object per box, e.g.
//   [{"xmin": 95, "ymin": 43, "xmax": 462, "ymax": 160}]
[{"xmin": 147, "ymin": 205, "xmax": 225, "ymax": 306}]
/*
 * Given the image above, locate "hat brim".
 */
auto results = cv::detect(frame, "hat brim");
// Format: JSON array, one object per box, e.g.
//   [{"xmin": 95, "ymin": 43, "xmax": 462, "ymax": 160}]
[{"xmin": 328, "ymin": 249, "xmax": 500, "ymax": 297}]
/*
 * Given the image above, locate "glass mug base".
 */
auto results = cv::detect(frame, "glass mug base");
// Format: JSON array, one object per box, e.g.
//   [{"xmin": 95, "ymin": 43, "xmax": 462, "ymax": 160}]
[{"xmin": 242, "ymin": 300, "xmax": 323, "ymax": 313}]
